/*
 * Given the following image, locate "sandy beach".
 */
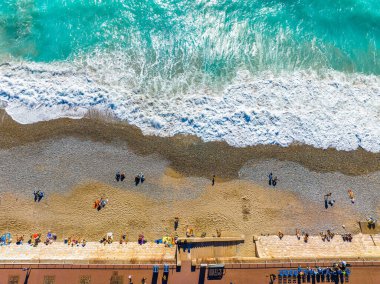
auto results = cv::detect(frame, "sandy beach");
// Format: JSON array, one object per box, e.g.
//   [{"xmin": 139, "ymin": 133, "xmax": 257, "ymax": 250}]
[{"xmin": 0, "ymin": 110, "xmax": 379, "ymax": 256}]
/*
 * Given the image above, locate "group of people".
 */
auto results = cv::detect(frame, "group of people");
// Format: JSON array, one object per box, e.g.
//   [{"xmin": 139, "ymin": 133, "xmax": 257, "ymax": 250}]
[
  {"xmin": 115, "ymin": 171, "xmax": 126, "ymax": 182},
  {"xmin": 65, "ymin": 237, "xmax": 86, "ymax": 247},
  {"xmin": 44, "ymin": 231, "xmax": 57, "ymax": 245},
  {"xmin": 319, "ymin": 230, "xmax": 335, "ymax": 242},
  {"xmin": 93, "ymin": 197, "xmax": 108, "ymax": 211},
  {"xmin": 342, "ymin": 233, "xmax": 352, "ymax": 242},
  {"xmin": 279, "ymin": 229, "xmax": 309, "ymax": 242},
  {"xmin": 268, "ymin": 172, "xmax": 278, "ymax": 187},
  {"xmin": 135, "ymin": 173, "xmax": 145, "ymax": 186},
  {"xmin": 33, "ymin": 190, "xmax": 44, "ymax": 202},
  {"xmin": 115, "ymin": 171, "xmax": 146, "ymax": 186},
  {"xmin": 100, "ymin": 232, "xmax": 114, "ymax": 245}
]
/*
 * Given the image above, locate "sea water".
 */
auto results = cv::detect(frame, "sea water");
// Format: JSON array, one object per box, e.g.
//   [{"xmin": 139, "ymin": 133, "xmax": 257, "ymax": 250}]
[{"xmin": 0, "ymin": 0, "xmax": 379, "ymax": 151}]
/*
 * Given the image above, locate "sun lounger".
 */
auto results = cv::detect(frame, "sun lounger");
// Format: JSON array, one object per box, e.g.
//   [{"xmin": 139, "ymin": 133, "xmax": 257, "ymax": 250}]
[
  {"xmin": 325, "ymin": 269, "xmax": 331, "ymax": 282},
  {"xmin": 287, "ymin": 270, "xmax": 292, "ymax": 283},
  {"xmin": 278, "ymin": 270, "xmax": 284, "ymax": 284}
]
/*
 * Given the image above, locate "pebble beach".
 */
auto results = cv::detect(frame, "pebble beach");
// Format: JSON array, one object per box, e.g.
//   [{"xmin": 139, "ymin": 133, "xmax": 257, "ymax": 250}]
[{"xmin": 0, "ymin": 110, "xmax": 379, "ymax": 256}]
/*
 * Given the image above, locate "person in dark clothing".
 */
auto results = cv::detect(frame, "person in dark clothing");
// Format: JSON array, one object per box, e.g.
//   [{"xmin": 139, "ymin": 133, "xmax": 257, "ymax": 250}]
[
  {"xmin": 115, "ymin": 171, "xmax": 121, "ymax": 182},
  {"xmin": 140, "ymin": 173, "xmax": 145, "ymax": 184},
  {"xmin": 135, "ymin": 175, "xmax": 140, "ymax": 186},
  {"xmin": 272, "ymin": 176, "xmax": 278, "ymax": 187},
  {"xmin": 120, "ymin": 172, "xmax": 125, "ymax": 182},
  {"xmin": 269, "ymin": 274, "xmax": 277, "ymax": 284},
  {"xmin": 268, "ymin": 172, "xmax": 273, "ymax": 185},
  {"xmin": 34, "ymin": 191, "xmax": 39, "ymax": 202},
  {"xmin": 37, "ymin": 191, "xmax": 44, "ymax": 202},
  {"xmin": 212, "ymin": 175, "xmax": 215, "ymax": 186},
  {"xmin": 174, "ymin": 217, "xmax": 179, "ymax": 231}
]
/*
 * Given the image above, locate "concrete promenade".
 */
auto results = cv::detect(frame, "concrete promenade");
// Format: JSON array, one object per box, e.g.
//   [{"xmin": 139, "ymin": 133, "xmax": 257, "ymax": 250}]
[
  {"xmin": 0, "ymin": 242, "xmax": 176, "ymax": 264},
  {"xmin": 1, "ymin": 234, "xmax": 380, "ymax": 283},
  {"xmin": 256, "ymin": 233, "xmax": 380, "ymax": 259}
]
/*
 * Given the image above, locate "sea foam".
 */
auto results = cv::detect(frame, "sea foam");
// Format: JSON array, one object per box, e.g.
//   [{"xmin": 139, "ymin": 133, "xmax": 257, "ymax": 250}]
[{"xmin": 0, "ymin": 61, "xmax": 379, "ymax": 152}]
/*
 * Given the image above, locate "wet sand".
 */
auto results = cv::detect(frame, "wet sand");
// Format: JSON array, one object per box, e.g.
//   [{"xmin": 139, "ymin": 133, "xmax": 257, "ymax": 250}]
[
  {"xmin": 0, "ymin": 110, "xmax": 379, "ymax": 179},
  {"xmin": 0, "ymin": 111, "xmax": 379, "ymax": 256}
]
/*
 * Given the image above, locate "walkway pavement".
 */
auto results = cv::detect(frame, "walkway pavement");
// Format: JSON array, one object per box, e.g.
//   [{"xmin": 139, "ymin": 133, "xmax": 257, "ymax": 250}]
[
  {"xmin": 0, "ymin": 242, "xmax": 175, "ymax": 264},
  {"xmin": 256, "ymin": 233, "xmax": 380, "ymax": 259}
]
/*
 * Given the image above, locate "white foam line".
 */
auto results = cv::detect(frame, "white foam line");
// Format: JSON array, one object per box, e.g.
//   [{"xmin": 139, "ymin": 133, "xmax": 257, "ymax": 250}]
[{"xmin": 0, "ymin": 61, "xmax": 379, "ymax": 152}]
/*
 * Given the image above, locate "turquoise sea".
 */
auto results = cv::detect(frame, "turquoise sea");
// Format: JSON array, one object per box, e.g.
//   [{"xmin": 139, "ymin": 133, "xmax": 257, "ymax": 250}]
[
  {"xmin": 0, "ymin": 0, "xmax": 379, "ymax": 151},
  {"xmin": 1, "ymin": 0, "xmax": 379, "ymax": 77}
]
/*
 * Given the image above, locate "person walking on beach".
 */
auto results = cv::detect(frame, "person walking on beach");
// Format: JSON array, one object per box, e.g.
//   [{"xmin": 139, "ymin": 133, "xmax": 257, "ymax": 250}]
[
  {"xmin": 212, "ymin": 175, "xmax": 215, "ymax": 186},
  {"xmin": 272, "ymin": 176, "xmax": 278, "ymax": 187},
  {"xmin": 268, "ymin": 172, "xmax": 273, "ymax": 185},
  {"xmin": 140, "ymin": 173, "xmax": 145, "ymax": 184},
  {"xmin": 33, "ymin": 191, "xmax": 39, "ymax": 202},
  {"xmin": 135, "ymin": 175, "xmax": 140, "ymax": 186},
  {"xmin": 324, "ymin": 193, "xmax": 332, "ymax": 209},
  {"xmin": 37, "ymin": 191, "xmax": 44, "ymax": 202},
  {"xmin": 120, "ymin": 172, "xmax": 125, "ymax": 182}
]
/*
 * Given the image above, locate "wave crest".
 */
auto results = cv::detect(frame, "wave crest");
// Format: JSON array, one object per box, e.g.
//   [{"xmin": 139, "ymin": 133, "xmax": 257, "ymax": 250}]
[{"xmin": 0, "ymin": 60, "xmax": 379, "ymax": 152}]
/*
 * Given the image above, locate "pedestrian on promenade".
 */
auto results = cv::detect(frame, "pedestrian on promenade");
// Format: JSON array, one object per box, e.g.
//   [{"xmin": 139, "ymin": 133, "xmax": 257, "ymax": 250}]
[
  {"xmin": 268, "ymin": 172, "xmax": 273, "ymax": 185},
  {"xmin": 212, "ymin": 175, "xmax": 215, "ymax": 186},
  {"xmin": 115, "ymin": 171, "xmax": 120, "ymax": 182}
]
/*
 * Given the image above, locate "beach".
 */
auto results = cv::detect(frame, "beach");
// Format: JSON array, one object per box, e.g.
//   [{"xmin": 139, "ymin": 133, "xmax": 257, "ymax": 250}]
[{"xmin": 0, "ymin": 111, "xmax": 379, "ymax": 257}]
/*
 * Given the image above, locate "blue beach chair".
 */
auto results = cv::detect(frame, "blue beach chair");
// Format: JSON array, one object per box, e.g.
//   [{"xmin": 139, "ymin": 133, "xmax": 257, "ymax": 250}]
[
  {"xmin": 326, "ymin": 269, "xmax": 331, "ymax": 282},
  {"xmin": 278, "ymin": 269, "xmax": 286, "ymax": 284},
  {"xmin": 284, "ymin": 269, "xmax": 291, "ymax": 283},
  {"xmin": 292, "ymin": 270, "xmax": 299, "ymax": 283},
  {"xmin": 289, "ymin": 270, "xmax": 295, "ymax": 283}
]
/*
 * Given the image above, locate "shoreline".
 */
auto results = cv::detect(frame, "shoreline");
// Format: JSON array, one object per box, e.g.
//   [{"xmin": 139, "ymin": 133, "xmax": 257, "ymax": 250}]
[{"xmin": 0, "ymin": 110, "xmax": 379, "ymax": 179}]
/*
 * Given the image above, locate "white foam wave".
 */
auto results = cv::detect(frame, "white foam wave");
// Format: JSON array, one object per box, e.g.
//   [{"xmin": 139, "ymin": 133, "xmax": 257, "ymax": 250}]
[{"xmin": 0, "ymin": 61, "xmax": 379, "ymax": 152}]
